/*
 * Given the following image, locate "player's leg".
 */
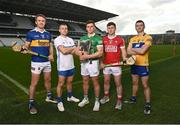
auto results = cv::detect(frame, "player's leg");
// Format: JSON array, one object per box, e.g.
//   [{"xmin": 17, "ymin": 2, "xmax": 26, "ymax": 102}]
[
  {"xmin": 43, "ymin": 62, "xmax": 56, "ymax": 103},
  {"xmin": 141, "ymin": 75, "xmax": 151, "ymax": 115},
  {"xmin": 56, "ymin": 75, "xmax": 66, "ymax": 112},
  {"xmin": 89, "ymin": 60, "xmax": 101, "ymax": 111},
  {"xmin": 91, "ymin": 76, "xmax": 100, "ymax": 111},
  {"xmin": 29, "ymin": 62, "xmax": 43, "ymax": 114},
  {"xmin": 114, "ymin": 74, "xmax": 123, "ymax": 110},
  {"xmin": 100, "ymin": 67, "xmax": 111, "ymax": 104},
  {"xmin": 78, "ymin": 63, "xmax": 90, "ymax": 107},
  {"xmin": 66, "ymin": 69, "xmax": 80, "ymax": 102},
  {"xmin": 109, "ymin": 67, "xmax": 123, "ymax": 110},
  {"xmin": 130, "ymin": 74, "xmax": 139, "ymax": 103},
  {"xmin": 78, "ymin": 75, "xmax": 90, "ymax": 107},
  {"xmin": 29, "ymin": 72, "xmax": 40, "ymax": 114}
]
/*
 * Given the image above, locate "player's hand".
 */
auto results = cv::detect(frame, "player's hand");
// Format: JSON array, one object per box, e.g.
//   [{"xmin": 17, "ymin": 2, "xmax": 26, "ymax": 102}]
[
  {"xmin": 100, "ymin": 62, "xmax": 105, "ymax": 69},
  {"xmin": 81, "ymin": 52, "xmax": 89, "ymax": 60},
  {"xmin": 21, "ymin": 46, "xmax": 28, "ymax": 54},
  {"xmin": 48, "ymin": 54, "xmax": 54, "ymax": 62}
]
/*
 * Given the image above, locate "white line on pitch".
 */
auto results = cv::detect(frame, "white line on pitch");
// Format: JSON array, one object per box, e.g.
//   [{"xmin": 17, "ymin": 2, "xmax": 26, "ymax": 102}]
[{"xmin": 0, "ymin": 70, "xmax": 28, "ymax": 95}]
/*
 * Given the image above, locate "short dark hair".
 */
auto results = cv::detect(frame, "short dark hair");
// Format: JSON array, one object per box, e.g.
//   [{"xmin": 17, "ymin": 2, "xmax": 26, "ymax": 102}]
[
  {"xmin": 107, "ymin": 22, "xmax": 116, "ymax": 28},
  {"xmin": 135, "ymin": 20, "xmax": 145, "ymax": 27},
  {"xmin": 86, "ymin": 20, "xmax": 95, "ymax": 26},
  {"xmin": 35, "ymin": 14, "xmax": 46, "ymax": 21},
  {"xmin": 59, "ymin": 23, "xmax": 68, "ymax": 28}
]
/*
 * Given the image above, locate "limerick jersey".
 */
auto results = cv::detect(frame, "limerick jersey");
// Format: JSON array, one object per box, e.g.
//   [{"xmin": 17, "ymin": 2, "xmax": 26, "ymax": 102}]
[
  {"xmin": 54, "ymin": 36, "xmax": 75, "ymax": 71},
  {"xmin": 79, "ymin": 34, "xmax": 102, "ymax": 55},
  {"xmin": 26, "ymin": 28, "xmax": 51, "ymax": 62},
  {"xmin": 129, "ymin": 34, "xmax": 152, "ymax": 66},
  {"xmin": 103, "ymin": 35, "xmax": 125, "ymax": 64}
]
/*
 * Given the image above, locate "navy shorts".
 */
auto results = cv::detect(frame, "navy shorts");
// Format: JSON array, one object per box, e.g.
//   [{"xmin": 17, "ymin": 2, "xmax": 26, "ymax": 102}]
[
  {"xmin": 131, "ymin": 65, "xmax": 149, "ymax": 77},
  {"xmin": 58, "ymin": 68, "xmax": 75, "ymax": 77}
]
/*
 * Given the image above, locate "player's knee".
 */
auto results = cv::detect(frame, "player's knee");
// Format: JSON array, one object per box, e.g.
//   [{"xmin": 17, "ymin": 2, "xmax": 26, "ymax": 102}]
[
  {"xmin": 58, "ymin": 81, "xmax": 64, "ymax": 87},
  {"xmin": 142, "ymin": 83, "xmax": 149, "ymax": 89},
  {"xmin": 44, "ymin": 77, "xmax": 51, "ymax": 83},
  {"xmin": 133, "ymin": 80, "xmax": 138, "ymax": 85},
  {"xmin": 83, "ymin": 77, "xmax": 89, "ymax": 83}
]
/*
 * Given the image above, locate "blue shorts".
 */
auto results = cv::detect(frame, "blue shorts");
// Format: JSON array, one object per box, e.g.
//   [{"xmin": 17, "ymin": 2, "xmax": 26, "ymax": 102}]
[
  {"xmin": 131, "ymin": 65, "xmax": 149, "ymax": 77},
  {"xmin": 58, "ymin": 68, "xmax": 75, "ymax": 77}
]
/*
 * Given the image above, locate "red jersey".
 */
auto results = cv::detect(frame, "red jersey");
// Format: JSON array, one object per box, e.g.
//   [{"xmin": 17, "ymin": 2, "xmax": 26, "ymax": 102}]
[{"xmin": 103, "ymin": 35, "xmax": 125, "ymax": 64}]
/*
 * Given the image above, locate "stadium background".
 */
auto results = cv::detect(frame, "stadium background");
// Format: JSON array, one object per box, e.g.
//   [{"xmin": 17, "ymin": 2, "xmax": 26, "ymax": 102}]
[{"xmin": 0, "ymin": 0, "xmax": 180, "ymax": 123}]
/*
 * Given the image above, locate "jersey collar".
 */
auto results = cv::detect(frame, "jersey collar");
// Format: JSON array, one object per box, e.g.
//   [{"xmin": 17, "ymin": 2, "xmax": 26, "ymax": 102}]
[
  {"xmin": 87, "ymin": 33, "xmax": 96, "ymax": 38},
  {"xmin": 34, "ymin": 27, "xmax": 46, "ymax": 33}
]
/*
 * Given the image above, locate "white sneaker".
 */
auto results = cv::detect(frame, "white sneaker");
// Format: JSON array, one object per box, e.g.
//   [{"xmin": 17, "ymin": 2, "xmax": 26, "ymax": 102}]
[
  {"xmin": 67, "ymin": 96, "xmax": 80, "ymax": 103},
  {"xmin": 57, "ymin": 102, "xmax": 65, "ymax": 112},
  {"xmin": 100, "ymin": 96, "xmax": 110, "ymax": 104},
  {"xmin": 93, "ymin": 101, "xmax": 100, "ymax": 111},
  {"xmin": 78, "ymin": 98, "xmax": 89, "ymax": 107},
  {"xmin": 45, "ymin": 96, "xmax": 57, "ymax": 103}
]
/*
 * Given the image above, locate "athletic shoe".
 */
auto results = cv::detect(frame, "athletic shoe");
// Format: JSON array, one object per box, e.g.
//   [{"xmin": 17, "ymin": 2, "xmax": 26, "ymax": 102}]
[
  {"xmin": 67, "ymin": 96, "xmax": 80, "ymax": 103},
  {"xmin": 45, "ymin": 96, "xmax": 57, "ymax": 103},
  {"xmin": 93, "ymin": 101, "xmax": 100, "ymax": 111},
  {"xmin": 124, "ymin": 97, "xmax": 136, "ymax": 104},
  {"xmin": 78, "ymin": 98, "xmax": 89, "ymax": 107},
  {"xmin": 100, "ymin": 96, "xmax": 110, "ymax": 104},
  {"xmin": 57, "ymin": 102, "xmax": 65, "ymax": 112},
  {"xmin": 115, "ymin": 102, "xmax": 122, "ymax": 110},
  {"xmin": 144, "ymin": 104, "xmax": 151, "ymax": 115},
  {"xmin": 29, "ymin": 103, "xmax": 37, "ymax": 115}
]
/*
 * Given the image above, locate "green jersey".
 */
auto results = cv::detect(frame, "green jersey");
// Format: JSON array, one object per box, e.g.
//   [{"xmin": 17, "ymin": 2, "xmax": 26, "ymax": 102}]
[{"xmin": 79, "ymin": 34, "xmax": 102, "ymax": 54}]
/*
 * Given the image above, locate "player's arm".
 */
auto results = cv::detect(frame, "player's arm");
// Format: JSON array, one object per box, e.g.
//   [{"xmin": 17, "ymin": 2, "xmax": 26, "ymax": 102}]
[
  {"xmin": 121, "ymin": 47, "xmax": 128, "ymax": 61},
  {"xmin": 48, "ymin": 43, "xmax": 54, "ymax": 61},
  {"xmin": 120, "ymin": 39, "xmax": 128, "ymax": 60},
  {"xmin": 58, "ymin": 45, "xmax": 75, "ymax": 55},
  {"xmin": 131, "ymin": 44, "xmax": 151, "ymax": 55},
  {"xmin": 81, "ymin": 45, "xmax": 103, "ymax": 60},
  {"xmin": 131, "ymin": 39, "xmax": 152, "ymax": 55},
  {"xmin": 127, "ymin": 43, "xmax": 137, "ymax": 55}
]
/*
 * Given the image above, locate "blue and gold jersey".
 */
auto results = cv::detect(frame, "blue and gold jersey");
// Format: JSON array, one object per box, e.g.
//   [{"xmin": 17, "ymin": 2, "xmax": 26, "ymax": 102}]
[
  {"xmin": 26, "ymin": 28, "xmax": 51, "ymax": 62},
  {"xmin": 129, "ymin": 34, "xmax": 152, "ymax": 66}
]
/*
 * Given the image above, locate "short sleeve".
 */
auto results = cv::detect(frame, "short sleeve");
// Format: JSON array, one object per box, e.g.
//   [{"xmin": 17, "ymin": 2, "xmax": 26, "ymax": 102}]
[
  {"xmin": 120, "ymin": 38, "xmax": 125, "ymax": 48},
  {"xmin": 70, "ymin": 38, "xmax": 75, "ymax": 47},
  {"xmin": 26, "ymin": 31, "xmax": 32, "ymax": 42},
  {"xmin": 49, "ymin": 33, "xmax": 52, "ymax": 43},
  {"xmin": 145, "ymin": 36, "xmax": 152, "ymax": 46},
  {"xmin": 54, "ymin": 38, "xmax": 63, "ymax": 49},
  {"xmin": 97, "ymin": 36, "xmax": 102, "ymax": 46}
]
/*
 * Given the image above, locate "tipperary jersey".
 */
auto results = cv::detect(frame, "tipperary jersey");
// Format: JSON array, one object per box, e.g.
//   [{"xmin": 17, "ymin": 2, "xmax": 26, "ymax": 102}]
[
  {"xmin": 103, "ymin": 35, "xmax": 125, "ymax": 64},
  {"xmin": 129, "ymin": 34, "xmax": 152, "ymax": 66},
  {"xmin": 26, "ymin": 28, "xmax": 51, "ymax": 62}
]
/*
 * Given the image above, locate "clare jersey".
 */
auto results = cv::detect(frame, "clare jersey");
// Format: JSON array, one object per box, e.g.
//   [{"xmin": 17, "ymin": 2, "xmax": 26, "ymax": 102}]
[
  {"xmin": 129, "ymin": 34, "xmax": 152, "ymax": 66},
  {"xmin": 26, "ymin": 28, "xmax": 51, "ymax": 62},
  {"xmin": 103, "ymin": 35, "xmax": 125, "ymax": 64},
  {"xmin": 54, "ymin": 36, "xmax": 75, "ymax": 71}
]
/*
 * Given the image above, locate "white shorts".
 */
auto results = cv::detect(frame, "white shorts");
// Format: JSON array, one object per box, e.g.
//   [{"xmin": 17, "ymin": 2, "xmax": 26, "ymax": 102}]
[
  {"xmin": 103, "ymin": 66, "xmax": 122, "ymax": 76},
  {"xmin": 81, "ymin": 60, "xmax": 100, "ymax": 77},
  {"xmin": 31, "ymin": 61, "xmax": 51, "ymax": 74}
]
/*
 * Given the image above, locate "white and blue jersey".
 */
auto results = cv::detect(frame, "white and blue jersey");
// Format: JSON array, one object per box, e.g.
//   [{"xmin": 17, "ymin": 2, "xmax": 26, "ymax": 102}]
[
  {"xmin": 54, "ymin": 36, "xmax": 75, "ymax": 74},
  {"xmin": 26, "ymin": 28, "xmax": 51, "ymax": 62}
]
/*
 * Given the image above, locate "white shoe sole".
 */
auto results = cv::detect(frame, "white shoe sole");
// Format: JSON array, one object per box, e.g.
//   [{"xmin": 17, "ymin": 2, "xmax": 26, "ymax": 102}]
[
  {"xmin": 67, "ymin": 98, "xmax": 80, "ymax": 103},
  {"xmin": 78, "ymin": 101, "xmax": 89, "ymax": 107},
  {"xmin": 45, "ymin": 99, "xmax": 57, "ymax": 104},
  {"xmin": 100, "ymin": 98, "xmax": 110, "ymax": 104}
]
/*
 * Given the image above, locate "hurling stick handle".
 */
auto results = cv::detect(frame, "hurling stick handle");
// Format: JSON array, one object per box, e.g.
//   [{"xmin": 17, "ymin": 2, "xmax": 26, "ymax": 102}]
[{"xmin": 27, "ymin": 50, "xmax": 48, "ymax": 59}]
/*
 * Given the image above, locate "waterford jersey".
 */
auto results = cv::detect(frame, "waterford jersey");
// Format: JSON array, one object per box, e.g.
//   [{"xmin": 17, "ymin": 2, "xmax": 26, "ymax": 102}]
[
  {"xmin": 79, "ymin": 34, "xmax": 102, "ymax": 54},
  {"xmin": 103, "ymin": 35, "xmax": 125, "ymax": 64},
  {"xmin": 26, "ymin": 28, "xmax": 51, "ymax": 62},
  {"xmin": 54, "ymin": 36, "xmax": 75, "ymax": 71},
  {"xmin": 129, "ymin": 34, "xmax": 152, "ymax": 66}
]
